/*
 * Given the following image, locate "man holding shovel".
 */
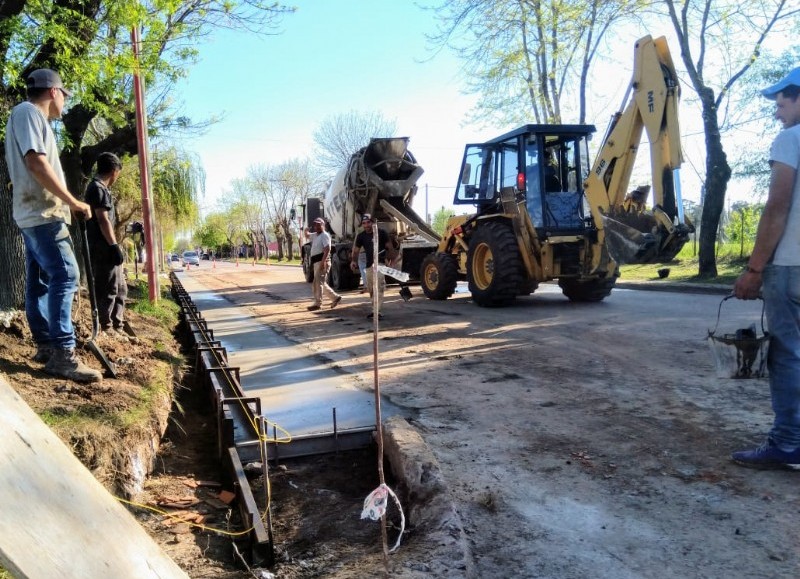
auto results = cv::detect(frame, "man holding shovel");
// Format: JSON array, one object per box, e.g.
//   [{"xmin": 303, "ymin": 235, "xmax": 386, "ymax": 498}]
[
  {"xmin": 4, "ymin": 69, "xmax": 101, "ymax": 383},
  {"xmin": 731, "ymin": 68, "xmax": 800, "ymax": 468},
  {"xmin": 85, "ymin": 152, "xmax": 130, "ymax": 341}
]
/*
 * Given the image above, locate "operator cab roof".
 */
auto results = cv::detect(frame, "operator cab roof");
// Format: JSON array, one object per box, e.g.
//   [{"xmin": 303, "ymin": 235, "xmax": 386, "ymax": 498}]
[{"xmin": 486, "ymin": 124, "xmax": 597, "ymax": 144}]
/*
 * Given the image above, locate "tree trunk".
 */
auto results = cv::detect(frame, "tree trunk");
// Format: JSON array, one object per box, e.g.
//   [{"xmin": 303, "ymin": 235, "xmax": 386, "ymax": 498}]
[
  {"xmin": 0, "ymin": 155, "xmax": 25, "ymax": 310},
  {"xmin": 697, "ymin": 89, "xmax": 732, "ymax": 278},
  {"xmin": 283, "ymin": 220, "xmax": 294, "ymax": 260},
  {"xmin": 276, "ymin": 235, "xmax": 285, "ymax": 261}
]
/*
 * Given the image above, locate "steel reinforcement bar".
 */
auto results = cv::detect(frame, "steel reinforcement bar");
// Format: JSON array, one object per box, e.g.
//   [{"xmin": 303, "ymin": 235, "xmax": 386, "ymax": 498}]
[{"xmin": 170, "ymin": 273, "xmax": 273, "ymax": 566}]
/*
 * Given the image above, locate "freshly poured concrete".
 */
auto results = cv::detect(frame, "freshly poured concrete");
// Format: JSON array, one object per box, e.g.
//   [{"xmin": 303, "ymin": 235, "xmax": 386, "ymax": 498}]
[{"xmin": 176, "ymin": 273, "xmax": 395, "ymax": 448}]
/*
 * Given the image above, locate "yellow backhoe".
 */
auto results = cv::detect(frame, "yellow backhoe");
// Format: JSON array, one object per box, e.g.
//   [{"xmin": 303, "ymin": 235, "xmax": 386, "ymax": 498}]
[{"xmin": 420, "ymin": 35, "xmax": 694, "ymax": 306}]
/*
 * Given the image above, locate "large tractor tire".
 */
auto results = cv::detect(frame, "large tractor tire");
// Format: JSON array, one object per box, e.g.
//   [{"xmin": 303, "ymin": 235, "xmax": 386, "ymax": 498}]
[
  {"xmin": 558, "ymin": 272, "xmax": 618, "ymax": 302},
  {"xmin": 466, "ymin": 221, "xmax": 522, "ymax": 307},
  {"xmin": 517, "ymin": 278, "xmax": 539, "ymax": 296},
  {"xmin": 301, "ymin": 246, "xmax": 314, "ymax": 283},
  {"xmin": 420, "ymin": 252, "xmax": 458, "ymax": 300},
  {"xmin": 330, "ymin": 251, "xmax": 360, "ymax": 291}
]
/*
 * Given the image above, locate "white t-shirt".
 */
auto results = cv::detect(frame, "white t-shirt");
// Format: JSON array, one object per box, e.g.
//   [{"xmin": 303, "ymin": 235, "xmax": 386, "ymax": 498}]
[
  {"xmin": 4, "ymin": 101, "xmax": 70, "ymax": 229},
  {"xmin": 769, "ymin": 125, "xmax": 800, "ymax": 266},
  {"xmin": 309, "ymin": 230, "xmax": 332, "ymax": 257}
]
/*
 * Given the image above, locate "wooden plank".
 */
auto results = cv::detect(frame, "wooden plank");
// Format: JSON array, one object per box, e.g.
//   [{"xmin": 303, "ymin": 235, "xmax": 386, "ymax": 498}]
[{"xmin": 0, "ymin": 377, "xmax": 187, "ymax": 579}]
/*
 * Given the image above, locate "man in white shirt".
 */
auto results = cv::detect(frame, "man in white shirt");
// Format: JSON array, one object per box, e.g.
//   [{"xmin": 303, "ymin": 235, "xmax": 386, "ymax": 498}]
[
  {"xmin": 307, "ymin": 217, "xmax": 342, "ymax": 311},
  {"xmin": 731, "ymin": 67, "xmax": 800, "ymax": 468}
]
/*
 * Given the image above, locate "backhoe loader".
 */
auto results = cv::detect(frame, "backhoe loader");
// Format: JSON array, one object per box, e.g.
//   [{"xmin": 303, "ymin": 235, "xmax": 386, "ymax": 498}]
[{"xmin": 420, "ymin": 34, "xmax": 694, "ymax": 307}]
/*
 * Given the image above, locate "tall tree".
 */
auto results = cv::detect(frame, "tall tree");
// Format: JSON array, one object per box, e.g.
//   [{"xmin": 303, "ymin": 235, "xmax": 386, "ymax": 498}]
[
  {"xmin": 728, "ymin": 46, "xmax": 800, "ymax": 196},
  {"xmin": 312, "ymin": 110, "xmax": 397, "ymax": 175},
  {"xmin": 429, "ymin": 0, "xmax": 649, "ymax": 125},
  {"xmin": 662, "ymin": 0, "xmax": 798, "ymax": 276},
  {"xmin": 0, "ymin": 0, "xmax": 292, "ymax": 309},
  {"xmin": 195, "ymin": 212, "xmax": 228, "ymax": 254},
  {"xmin": 246, "ymin": 158, "xmax": 317, "ymax": 260}
]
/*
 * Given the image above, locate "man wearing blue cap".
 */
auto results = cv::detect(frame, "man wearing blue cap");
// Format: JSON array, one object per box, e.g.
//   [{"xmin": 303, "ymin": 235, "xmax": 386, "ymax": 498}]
[{"xmin": 732, "ymin": 67, "xmax": 800, "ymax": 468}]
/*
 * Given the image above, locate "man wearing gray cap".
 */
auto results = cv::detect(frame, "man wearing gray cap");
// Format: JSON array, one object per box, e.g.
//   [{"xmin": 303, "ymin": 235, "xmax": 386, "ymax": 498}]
[
  {"xmin": 4, "ymin": 68, "xmax": 102, "ymax": 383},
  {"xmin": 307, "ymin": 217, "xmax": 342, "ymax": 311},
  {"xmin": 731, "ymin": 67, "xmax": 800, "ymax": 468}
]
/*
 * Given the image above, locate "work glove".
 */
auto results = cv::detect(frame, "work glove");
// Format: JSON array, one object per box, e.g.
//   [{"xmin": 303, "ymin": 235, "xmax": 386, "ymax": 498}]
[{"xmin": 111, "ymin": 244, "xmax": 125, "ymax": 266}]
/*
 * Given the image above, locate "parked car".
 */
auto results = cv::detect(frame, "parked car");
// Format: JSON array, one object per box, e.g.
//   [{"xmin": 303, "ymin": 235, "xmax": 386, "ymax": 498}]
[
  {"xmin": 201, "ymin": 253, "xmax": 210, "ymax": 260},
  {"xmin": 182, "ymin": 250, "xmax": 200, "ymax": 266}
]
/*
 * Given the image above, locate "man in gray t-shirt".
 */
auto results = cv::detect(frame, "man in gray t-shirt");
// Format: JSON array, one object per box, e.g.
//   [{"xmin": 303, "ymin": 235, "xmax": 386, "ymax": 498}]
[{"xmin": 4, "ymin": 68, "xmax": 101, "ymax": 383}]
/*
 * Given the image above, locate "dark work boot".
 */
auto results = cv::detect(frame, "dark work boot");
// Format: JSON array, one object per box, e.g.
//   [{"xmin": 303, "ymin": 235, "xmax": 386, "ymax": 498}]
[
  {"xmin": 33, "ymin": 344, "xmax": 54, "ymax": 363},
  {"xmin": 44, "ymin": 349, "xmax": 103, "ymax": 384}
]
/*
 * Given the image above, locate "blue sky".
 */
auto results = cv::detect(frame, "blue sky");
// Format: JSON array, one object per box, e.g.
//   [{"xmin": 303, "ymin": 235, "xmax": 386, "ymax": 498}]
[
  {"xmin": 174, "ymin": 0, "xmax": 497, "ymax": 218},
  {"xmin": 172, "ymin": 2, "xmax": 769, "ymax": 220}
]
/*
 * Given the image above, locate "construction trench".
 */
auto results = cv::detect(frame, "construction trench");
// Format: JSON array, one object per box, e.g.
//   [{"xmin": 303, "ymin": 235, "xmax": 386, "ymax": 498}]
[{"xmin": 169, "ymin": 271, "xmax": 472, "ymax": 574}]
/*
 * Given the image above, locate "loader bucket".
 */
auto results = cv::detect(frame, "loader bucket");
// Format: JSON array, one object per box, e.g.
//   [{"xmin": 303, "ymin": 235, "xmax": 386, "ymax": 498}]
[
  {"xmin": 602, "ymin": 211, "xmax": 691, "ymax": 264},
  {"xmin": 602, "ymin": 214, "xmax": 659, "ymax": 264}
]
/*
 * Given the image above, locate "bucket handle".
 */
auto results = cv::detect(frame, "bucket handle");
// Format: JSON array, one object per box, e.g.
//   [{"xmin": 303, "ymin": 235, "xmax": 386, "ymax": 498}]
[{"xmin": 709, "ymin": 294, "xmax": 766, "ymax": 337}]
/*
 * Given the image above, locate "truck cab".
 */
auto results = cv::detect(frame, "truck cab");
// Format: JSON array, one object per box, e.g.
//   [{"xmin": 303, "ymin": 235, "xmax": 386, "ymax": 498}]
[{"xmin": 455, "ymin": 124, "xmax": 596, "ymax": 235}]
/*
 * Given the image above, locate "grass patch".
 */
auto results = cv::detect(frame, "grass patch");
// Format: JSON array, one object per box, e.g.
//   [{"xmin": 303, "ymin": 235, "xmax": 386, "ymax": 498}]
[
  {"xmin": 40, "ymin": 368, "xmax": 173, "ymax": 432},
  {"xmin": 619, "ymin": 244, "xmax": 747, "ymax": 285},
  {"xmin": 127, "ymin": 278, "xmax": 180, "ymax": 327}
]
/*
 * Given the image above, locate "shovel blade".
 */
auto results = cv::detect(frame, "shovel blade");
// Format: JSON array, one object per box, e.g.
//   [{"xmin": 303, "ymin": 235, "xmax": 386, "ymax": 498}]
[
  {"xmin": 86, "ymin": 340, "xmax": 117, "ymax": 378},
  {"xmin": 122, "ymin": 320, "xmax": 137, "ymax": 337}
]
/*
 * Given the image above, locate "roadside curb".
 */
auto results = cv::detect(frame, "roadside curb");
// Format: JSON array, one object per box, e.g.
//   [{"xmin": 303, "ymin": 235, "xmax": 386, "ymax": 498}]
[
  {"xmin": 382, "ymin": 416, "xmax": 476, "ymax": 578},
  {"xmin": 616, "ymin": 280, "xmax": 732, "ymax": 295}
]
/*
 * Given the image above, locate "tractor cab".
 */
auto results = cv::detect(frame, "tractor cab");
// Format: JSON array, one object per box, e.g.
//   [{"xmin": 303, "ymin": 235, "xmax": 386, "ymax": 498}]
[{"xmin": 454, "ymin": 124, "xmax": 596, "ymax": 235}]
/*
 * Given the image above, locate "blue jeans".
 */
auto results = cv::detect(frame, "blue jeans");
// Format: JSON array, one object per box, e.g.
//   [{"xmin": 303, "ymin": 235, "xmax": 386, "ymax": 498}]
[
  {"xmin": 20, "ymin": 221, "xmax": 80, "ymax": 350},
  {"xmin": 762, "ymin": 265, "xmax": 800, "ymax": 449}
]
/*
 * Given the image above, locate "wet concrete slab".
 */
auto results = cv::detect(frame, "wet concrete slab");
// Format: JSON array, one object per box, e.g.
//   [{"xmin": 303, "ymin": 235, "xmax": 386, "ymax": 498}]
[{"xmin": 176, "ymin": 273, "xmax": 396, "ymax": 450}]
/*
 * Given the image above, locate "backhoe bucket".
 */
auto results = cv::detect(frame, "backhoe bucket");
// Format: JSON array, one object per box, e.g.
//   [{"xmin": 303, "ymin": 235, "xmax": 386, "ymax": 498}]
[
  {"xmin": 602, "ymin": 214, "xmax": 659, "ymax": 264},
  {"xmin": 602, "ymin": 211, "xmax": 691, "ymax": 265}
]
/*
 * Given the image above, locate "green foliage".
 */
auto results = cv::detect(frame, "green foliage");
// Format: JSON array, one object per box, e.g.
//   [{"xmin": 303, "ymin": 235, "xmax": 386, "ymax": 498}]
[
  {"xmin": 195, "ymin": 211, "xmax": 229, "ymax": 249},
  {"xmin": 151, "ymin": 147, "xmax": 204, "ymax": 228},
  {"xmin": 723, "ymin": 202, "xmax": 762, "ymax": 255},
  {"xmin": 430, "ymin": 0, "xmax": 646, "ymax": 125},
  {"xmin": 128, "ymin": 278, "xmax": 180, "ymax": 327},
  {"xmin": 431, "ymin": 206, "xmax": 456, "ymax": 235}
]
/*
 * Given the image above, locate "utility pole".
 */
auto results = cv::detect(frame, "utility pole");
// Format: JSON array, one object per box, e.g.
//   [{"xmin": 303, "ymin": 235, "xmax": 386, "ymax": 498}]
[{"xmin": 131, "ymin": 25, "xmax": 158, "ymax": 302}]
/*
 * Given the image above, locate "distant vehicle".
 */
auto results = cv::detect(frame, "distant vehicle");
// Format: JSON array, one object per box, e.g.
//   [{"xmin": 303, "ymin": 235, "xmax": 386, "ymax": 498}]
[
  {"xmin": 201, "ymin": 253, "xmax": 210, "ymax": 260},
  {"xmin": 182, "ymin": 250, "xmax": 200, "ymax": 266},
  {"xmin": 170, "ymin": 254, "xmax": 180, "ymax": 262}
]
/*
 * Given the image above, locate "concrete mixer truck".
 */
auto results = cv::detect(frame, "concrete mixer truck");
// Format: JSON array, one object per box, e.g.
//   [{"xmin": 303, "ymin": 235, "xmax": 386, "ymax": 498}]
[{"xmin": 300, "ymin": 137, "xmax": 440, "ymax": 291}]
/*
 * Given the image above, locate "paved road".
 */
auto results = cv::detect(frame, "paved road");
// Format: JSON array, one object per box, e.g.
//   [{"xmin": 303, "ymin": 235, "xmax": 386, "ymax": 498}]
[{"xmin": 182, "ymin": 263, "xmax": 793, "ymax": 579}]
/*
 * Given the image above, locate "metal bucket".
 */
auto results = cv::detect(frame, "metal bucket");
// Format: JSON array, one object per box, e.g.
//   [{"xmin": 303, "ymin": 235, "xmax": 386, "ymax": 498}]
[{"xmin": 707, "ymin": 295, "xmax": 769, "ymax": 379}]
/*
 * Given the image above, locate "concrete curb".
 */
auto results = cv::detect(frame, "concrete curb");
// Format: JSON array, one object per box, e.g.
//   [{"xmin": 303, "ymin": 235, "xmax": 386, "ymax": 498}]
[
  {"xmin": 382, "ymin": 416, "xmax": 476, "ymax": 578},
  {"xmin": 616, "ymin": 280, "xmax": 733, "ymax": 295}
]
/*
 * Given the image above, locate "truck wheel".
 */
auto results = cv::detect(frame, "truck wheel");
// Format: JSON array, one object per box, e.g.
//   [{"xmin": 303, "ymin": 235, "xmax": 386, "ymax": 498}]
[
  {"xmin": 330, "ymin": 253, "xmax": 346, "ymax": 290},
  {"xmin": 301, "ymin": 246, "xmax": 314, "ymax": 283},
  {"xmin": 467, "ymin": 221, "xmax": 522, "ymax": 307},
  {"xmin": 330, "ymin": 252, "xmax": 361, "ymax": 291},
  {"xmin": 558, "ymin": 272, "xmax": 618, "ymax": 302},
  {"xmin": 517, "ymin": 278, "xmax": 539, "ymax": 296},
  {"xmin": 420, "ymin": 252, "xmax": 458, "ymax": 300}
]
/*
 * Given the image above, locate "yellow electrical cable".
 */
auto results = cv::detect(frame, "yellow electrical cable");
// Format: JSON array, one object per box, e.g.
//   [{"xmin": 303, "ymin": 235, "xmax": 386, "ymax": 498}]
[{"xmin": 116, "ymin": 496, "xmax": 252, "ymax": 537}]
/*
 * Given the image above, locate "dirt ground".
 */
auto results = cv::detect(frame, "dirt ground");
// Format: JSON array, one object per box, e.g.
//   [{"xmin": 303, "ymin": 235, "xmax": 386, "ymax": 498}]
[
  {"xmin": 3, "ymin": 262, "xmax": 800, "ymax": 578},
  {"xmin": 0, "ymin": 277, "xmax": 406, "ymax": 579},
  {"xmin": 176, "ymin": 262, "xmax": 800, "ymax": 579}
]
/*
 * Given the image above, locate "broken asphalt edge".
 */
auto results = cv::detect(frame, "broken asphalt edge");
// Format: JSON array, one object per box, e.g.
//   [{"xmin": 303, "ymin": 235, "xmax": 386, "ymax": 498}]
[{"xmin": 381, "ymin": 416, "xmax": 477, "ymax": 578}]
